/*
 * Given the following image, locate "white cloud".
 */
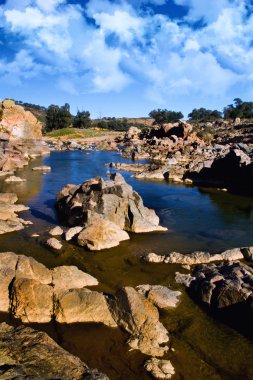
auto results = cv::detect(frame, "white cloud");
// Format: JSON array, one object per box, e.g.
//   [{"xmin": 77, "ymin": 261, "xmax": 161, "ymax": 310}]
[{"xmin": 0, "ymin": 0, "xmax": 253, "ymax": 112}]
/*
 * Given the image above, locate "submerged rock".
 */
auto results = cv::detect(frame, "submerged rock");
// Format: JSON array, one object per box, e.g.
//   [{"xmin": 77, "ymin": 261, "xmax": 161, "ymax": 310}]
[
  {"xmin": 136, "ymin": 285, "xmax": 181, "ymax": 308},
  {"xmin": 32, "ymin": 165, "xmax": 52, "ymax": 171},
  {"xmin": 109, "ymin": 287, "xmax": 169, "ymax": 357},
  {"xmin": 5, "ymin": 175, "xmax": 26, "ymax": 183},
  {"xmin": 46, "ymin": 237, "xmax": 63, "ymax": 250},
  {"xmin": 144, "ymin": 358, "xmax": 175, "ymax": 379},
  {"xmin": 0, "ymin": 323, "xmax": 109, "ymax": 379}
]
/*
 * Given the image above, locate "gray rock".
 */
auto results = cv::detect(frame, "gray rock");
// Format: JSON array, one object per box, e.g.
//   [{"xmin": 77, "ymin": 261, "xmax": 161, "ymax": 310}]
[{"xmin": 0, "ymin": 323, "xmax": 109, "ymax": 379}]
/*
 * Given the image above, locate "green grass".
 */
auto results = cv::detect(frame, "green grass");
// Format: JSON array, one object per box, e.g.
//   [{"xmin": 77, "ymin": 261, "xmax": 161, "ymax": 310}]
[{"xmin": 45, "ymin": 128, "xmax": 117, "ymax": 138}]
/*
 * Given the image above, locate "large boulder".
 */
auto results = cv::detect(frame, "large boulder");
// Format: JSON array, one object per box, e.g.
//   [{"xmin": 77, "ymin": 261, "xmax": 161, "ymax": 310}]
[
  {"xmin": 52, "ymin": 265, "xmax": 98, "ymax": 290},
  {"xmin": 109, "ymin": 287, "xmax": 169, "ymax": 357},
  {"xmin": 56, "ymin": 173, "xmax": 166, "ymax": 234},
  {"xmin": 136, "ymin": 285, "xmax": 181, "ymax": 309},
  {"xmin": 10, "ymin": 278, "xmax": 54, "ymax": 323},
  {"xmin": 0, "ymin": 323, "xmax": 109, "ymax": 379},
  {"xmin": 54, "ymin": 288, "xmax": 117, "ymax": 326}
]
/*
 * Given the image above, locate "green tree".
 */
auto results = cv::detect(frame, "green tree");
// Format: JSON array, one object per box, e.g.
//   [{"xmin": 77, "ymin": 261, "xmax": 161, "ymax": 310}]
[
  {"xmin": 45, "ymin": 103, "xmax": 72, "ymax": 131},
  {"xmin": 73, "ymin": 110, "xmax": 91, "ymax": 129},
  {"xmin": 188, "ymin": 108, "xmax": 222, "ymax": 122},
  {"xmin": 149, "ymin": 109, "xmax": 184, "ymax": 126},
  {"xmin": 224, "ymin": 98, "xmax": 253, "ymax": 120}
]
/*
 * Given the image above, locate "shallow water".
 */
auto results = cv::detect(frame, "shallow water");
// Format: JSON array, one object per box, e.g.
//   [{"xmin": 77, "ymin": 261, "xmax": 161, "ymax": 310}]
[{"xmin": 1, "ymin": 150, "xmax": 253, "ymax": 379}]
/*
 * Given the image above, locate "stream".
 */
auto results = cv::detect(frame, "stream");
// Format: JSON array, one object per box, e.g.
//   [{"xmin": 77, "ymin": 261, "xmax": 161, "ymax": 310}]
[{"xmin": 0, "ymin": 150, "xmax": 253, "ymax": 379}]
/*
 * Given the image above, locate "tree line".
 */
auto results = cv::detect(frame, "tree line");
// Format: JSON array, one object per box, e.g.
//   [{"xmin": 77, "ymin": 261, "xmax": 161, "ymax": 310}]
[{"xmin": 149, "ymin": 98, "xmax": 253, "ymax": 126}]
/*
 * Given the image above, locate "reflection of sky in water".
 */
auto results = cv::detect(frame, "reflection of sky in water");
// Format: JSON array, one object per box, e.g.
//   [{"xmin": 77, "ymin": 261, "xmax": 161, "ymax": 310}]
[{"xmin": 2, "ymin": 149, "xmax": 253, "ymax": 253}]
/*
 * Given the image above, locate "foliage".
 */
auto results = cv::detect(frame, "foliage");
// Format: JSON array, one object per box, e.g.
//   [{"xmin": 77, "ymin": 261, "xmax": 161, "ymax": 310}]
[
  {"xmin": 224, "ymin": 98, "xmax": 253, "ymax": 120},
  {"xmin": 188, "ymin": 108, "xmax": 222, "ymax": 122},
  {"xmin": 96, "ymin": 117, "xmax": 146, "ymax": 131},
  {"xmin": 45, "ymin": 103, "xmax": 73, "ymax": 132},
  {"xmin": 73, "ymin": 110, "xmax": 91, "ymax": 129},
  {"xmin": 149, "ymin": 109, "xmax": 184, "ymax": 125}
]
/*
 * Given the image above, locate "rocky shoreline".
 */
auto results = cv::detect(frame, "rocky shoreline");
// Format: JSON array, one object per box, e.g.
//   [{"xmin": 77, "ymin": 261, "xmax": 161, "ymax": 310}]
[{"xmin": 1, "ymin": 101, "xmax": 253, "ymax": 378}]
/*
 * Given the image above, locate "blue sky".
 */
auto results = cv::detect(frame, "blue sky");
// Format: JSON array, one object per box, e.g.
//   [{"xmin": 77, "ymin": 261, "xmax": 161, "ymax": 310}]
[{"xmin": 0, "ymin": 0, "xmax": 253, "ymax": 118}]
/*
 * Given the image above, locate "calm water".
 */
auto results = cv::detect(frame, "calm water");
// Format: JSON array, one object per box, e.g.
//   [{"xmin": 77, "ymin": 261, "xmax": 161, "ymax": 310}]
[{"xmin": 1, "ymin": 150, "xmax": 253, "ymax": 380}]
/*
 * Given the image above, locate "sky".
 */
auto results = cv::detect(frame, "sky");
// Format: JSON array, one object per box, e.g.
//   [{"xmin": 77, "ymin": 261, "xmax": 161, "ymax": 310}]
[{"xmin": 0, "ymin": 0, "xmax": 253, "ymax": 118}]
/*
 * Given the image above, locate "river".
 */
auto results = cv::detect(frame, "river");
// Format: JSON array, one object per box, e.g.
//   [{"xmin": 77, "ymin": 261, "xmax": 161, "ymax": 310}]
[{"xmin": 0, "ymin": 150, "xmax": 253, "ymax": 379}]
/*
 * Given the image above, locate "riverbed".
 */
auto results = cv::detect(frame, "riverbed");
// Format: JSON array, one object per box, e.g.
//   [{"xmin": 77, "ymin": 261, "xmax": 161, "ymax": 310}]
[{"xmin": 0, "ymin": 150, "xmax": 253, "ymax": 379}]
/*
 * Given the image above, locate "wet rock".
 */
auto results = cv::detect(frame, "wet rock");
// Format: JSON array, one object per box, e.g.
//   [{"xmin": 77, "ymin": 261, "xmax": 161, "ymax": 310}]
[
  {"xmin": 32, "ymin": 165, "xmax": 51, "ymax": 171},
  {"xmin": 0, "ymin": 323, "xmax": 109, "ymax": 379},
  {"xmin": 109, "ymin": 287, "xmax": 169, "ymax": 357},
  {"xmin": 54, "ymin": 288, "xmax": 117, "ymax": 327},
  {"xmin": 136, "ymin": 285, "xmax": 181, "ymax": 308},
  {"xmin": 56, "ymin": 173, "xmax": 167, "ymax": 234},
  {"xmin": 65, "ymin": 226, "xmax": 83, "ymax": 241},
  {"xmin": 5, "ymin": 175, "xmax": 26, "ymax": 183},
  {"xmin": 49, "ymin": 225, "xmax": 64, "ymax": 236},
  {"xmin": 0, "ymin": 219, "xmax": 25, "ymax": 234},
  {"xmin": 144, "ymin": 358, "xmax": 175, "ymax": 379},
  {"xmin": 144, "ymin": 252, "xmax": 165, "ymax": 263},
  {"xmin": 10, "ymin": 278, "xmax": 53, "ymax": 323},
  {"xmin": 46, "ymin": 237, "xmax": 63, "ymax": 250},
  {"xmin": 52, "ymin": 265, "xmax": 98, "ymax": 290},
  {"xmin": 77, "ymin": 213, "xmax": 129, "ymax": 250}
]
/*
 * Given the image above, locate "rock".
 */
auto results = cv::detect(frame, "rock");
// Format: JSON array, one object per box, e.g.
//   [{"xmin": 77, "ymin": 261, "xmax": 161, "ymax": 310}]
[
  {"xmin": 10, "ymin": 278, "xmax": 53, "ymax": 323},
  {"xmin": 144, "ymin": 358, "xmax": 175, "ymax": 379},
  {"xmin": 52, "ymin": 265, "xmax": 98, "ymax": 290},
  {"xmin": 175, "ymin": 272, "xmax": 195, "ymax": 287},
  {"xmin": 5, "ymin": 175, "xmax": 26, "ymax": 183},
  {"xmin": 125, "ymin": 126, "xmax": 141, "ymax": 141},
  {"xmin": 49, "ymin": 225, "xmax": 64, "ymax": 236},
  {"xmin": 109, "ymin": 287, "xmax": 169, "ymax": 357},
  {"xmin": 54, "ymin": 288, "xmax": 117, "ymax": 327},
  {"xmin": 77, "ymin": 213, "xmax": 130, "ymax": 250},
  {"xmin": 32, "ymin": 165, "xmax": 51, "ymax": 171},
  {"xmin": 136, "ymin": 285, "xmax": 181, "ymax": 308},
  {"xmin": 241, "ymin": 247, "xmax": 253, "ymax": 262},
  {"xmin": 15, "ymin": 254, "xmax": 52, "ymax": 284},
  {"xmin": 0, "ymin": 323, "xmax": 109, "ymax": 379},
  {"xmin": 0, "ymin": 193, "xmax": 18, "ymax": 204},
  {"xmin": 0, "ymin": 219, "xmax": 25, "ymax": 234},
  {"xmin": 65, "ymin": 226, "xmax": 83, "ymax": 241},
  {"xmin": 46, "ymin": 237, "xmax": 63, "ymax": 250},
  {"xmin": 56, "ymin": 173, "xmax": 167, "ymax": 234},
  {"xmin": 186, "ymin": 261, "xmax": 253, "ymax": 310},
  {"xmin": 144, "ymin": 252, "xmax": 166, "ymax": 263},
  {"xmin": 144, "ymin": 248, "xmax": 244, "ymax": 265},
  {"xmin": 0, "ymin": 268, "xmax": 16, "ymax": 312}
]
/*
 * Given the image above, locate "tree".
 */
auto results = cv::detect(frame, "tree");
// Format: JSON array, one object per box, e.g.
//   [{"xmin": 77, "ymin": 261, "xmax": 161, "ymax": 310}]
[
  {"xmin": 188, "ymin": 108, "xmax": 222, "ymax": 122},
  {"xmin": 45, "ymin": 103, "xmax": 72, "ymax": 132},
  {"xmin": 149, "ymin": 109, "xmax": 184, "ymax": 126},
  {"xmin": 73, "ymin": 110, "xmax": 91, "ymax": 129},
  {"xmin": 224, "ymin": 98, "xmax": 253, "ymax": 120}
]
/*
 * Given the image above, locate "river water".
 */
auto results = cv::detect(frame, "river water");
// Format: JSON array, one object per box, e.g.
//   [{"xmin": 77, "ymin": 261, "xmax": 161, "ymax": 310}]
[{"xmin": 0, "ymin": 150, "xmax": 253, "ymax": 380}]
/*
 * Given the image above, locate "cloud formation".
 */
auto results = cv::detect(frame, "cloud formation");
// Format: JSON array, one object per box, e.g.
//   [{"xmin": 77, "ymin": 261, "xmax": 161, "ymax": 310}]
[{"xmin": 0, "ymin": 0, "xmax": 253, "ymax": 115}]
